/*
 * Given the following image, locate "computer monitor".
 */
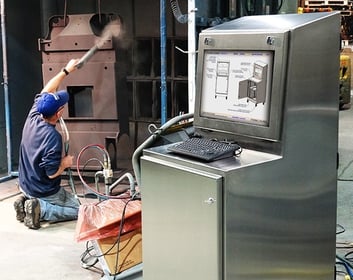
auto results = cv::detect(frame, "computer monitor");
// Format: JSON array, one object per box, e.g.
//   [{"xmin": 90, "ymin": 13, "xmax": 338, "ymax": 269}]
[{"xmin": 194, "ymin": 16, "xmax": 290, "ymax": 143}]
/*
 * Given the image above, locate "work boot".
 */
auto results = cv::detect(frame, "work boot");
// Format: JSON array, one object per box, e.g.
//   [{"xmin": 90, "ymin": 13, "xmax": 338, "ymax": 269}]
[
  {"xmin": 13, "ymin": 195, "xmax": 26, "ymax": 222},
  {"xmin": 24, "ymin": 198, "xmax": 41, "ymax": 230}
]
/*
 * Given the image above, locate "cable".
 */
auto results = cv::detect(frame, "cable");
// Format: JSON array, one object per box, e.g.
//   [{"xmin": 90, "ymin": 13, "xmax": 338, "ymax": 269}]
[
  {"xmin": 80, "ymin": 243, "xmax": 99, "ymax": 269},
  {"xmin": 80, "ymin": 199, "xmax": 128, "ymax": 267},
  {"xmin": 76, "ymin": 143, "xmax": 132, "ymax": 200},
  {"xmin": 274, "ymin": 0, "xmax": 284, "ymax": 14},
  {"xmin": 345, "ymin": 251, "xmax": 353, "ymax": 262},
  {"xmin": 77, "ymin": 143, "xmax": 140, "ymax": 273},
  {"xmin": 63, "ymin": 0, "xmax": 68, "ymax": 26},
  {"xmin": 73, "ymin": 157, "xmax": 105, "ymax": 201},
  {"xmin": 79, "ymin": 195, "xmax": 139, "ymax": 276},
  {"xmin": 337, "ymin": 255, "xmax": 353, "ymax": 279},
  {"xmin": 113, "ymin": 198, "xmax": 130, "ymax": 276},
  {"xmin": 169, "ymin": 0, "xmax": 188, "ymax": 24},
  {"xmin": 113, "ymin": 193, "xmax": 140, "ymax": 277},
  {"xmin": 336, "ymin": 223, "xmax": 353, "ymax": 278},
  {"xmin": 338, "ymin": 158, "xmax": 353, "ymax": 180},
  {"xmin": 241, "ymin": 0, "xmax": 284, "ymax": 15},
  {"xmin": 59, "ymin": 117, "xmax": 80, "ymax": 204},
  {"xmin": 337, "ymin": 224, "xmax": 346, "ymax": 235},
  {"xmin": 132, "ymin": 112, "xmax": 194, "ymax": 187}
]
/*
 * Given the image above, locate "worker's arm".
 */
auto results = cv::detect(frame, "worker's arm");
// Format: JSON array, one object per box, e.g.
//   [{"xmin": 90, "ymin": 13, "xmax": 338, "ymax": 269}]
[
  {"xmin": 41, "ymin": 59, "xmax": 80, "ymax": 93},
  {"xmin": 48, "ymin": 155, "xmax": 74, "ymax": 179}
]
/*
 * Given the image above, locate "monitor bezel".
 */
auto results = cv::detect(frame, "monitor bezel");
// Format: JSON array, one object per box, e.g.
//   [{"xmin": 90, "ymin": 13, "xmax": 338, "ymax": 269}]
[{"xmin": 194, "ymin": 31, "xmax": 289, "ymax": 142}]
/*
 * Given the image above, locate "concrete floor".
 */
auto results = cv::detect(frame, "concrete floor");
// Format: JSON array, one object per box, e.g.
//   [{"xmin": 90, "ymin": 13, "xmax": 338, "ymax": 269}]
[
  {"xmin": 336, "ymin": 104, "xmax": 353, "ymax": 279},
  {"xmin": 0, "ymin": 182, "xmax": 102, "ymax": 280},
  {"xmin": 0, "ymin": 104, "xmax": 353, "ymax": 279}
]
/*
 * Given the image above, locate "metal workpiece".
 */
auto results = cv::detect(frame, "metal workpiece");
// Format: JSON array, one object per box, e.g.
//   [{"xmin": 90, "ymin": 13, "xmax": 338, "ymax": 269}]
[
  {"xmin": 38, "ymin": 14, "xmax": 115, "ymax": 52},
  {"xmin": 141, "ymin": 12, "xmax": 339, "ymax": 280},
  {"xmin": 39, "ymin": 14, "xmax": 122, "ymax": 168}
]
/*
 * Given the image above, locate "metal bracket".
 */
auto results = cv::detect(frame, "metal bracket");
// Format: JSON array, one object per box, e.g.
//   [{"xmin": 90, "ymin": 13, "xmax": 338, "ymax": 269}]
[{"xmin": 175, "ymin": 46, "xmax": 198, "ymax": 54}]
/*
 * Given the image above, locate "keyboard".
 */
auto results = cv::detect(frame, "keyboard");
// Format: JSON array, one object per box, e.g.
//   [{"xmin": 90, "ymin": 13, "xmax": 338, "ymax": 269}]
[{"xmin": 168, "ymin": 137, "xmax": 240, "ymax": 162}]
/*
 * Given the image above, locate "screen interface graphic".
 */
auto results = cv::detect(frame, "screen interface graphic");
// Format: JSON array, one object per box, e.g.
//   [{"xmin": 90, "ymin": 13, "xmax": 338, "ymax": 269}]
[{"xmin": 200, "ymin": 50, "xmax": 273, "ymax": 126}]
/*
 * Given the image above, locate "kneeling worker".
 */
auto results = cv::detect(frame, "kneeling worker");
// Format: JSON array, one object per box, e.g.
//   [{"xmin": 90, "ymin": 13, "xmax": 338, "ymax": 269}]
[{"xmin": 14, "ymin": 58, "xmax": 80, "ymax": 229}]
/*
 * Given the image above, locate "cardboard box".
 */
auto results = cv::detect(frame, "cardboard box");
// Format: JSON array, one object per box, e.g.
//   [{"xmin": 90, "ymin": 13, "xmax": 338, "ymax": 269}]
[{"xmin": 95, "ymin": 228, "xmax": 142, "ymax": 275}]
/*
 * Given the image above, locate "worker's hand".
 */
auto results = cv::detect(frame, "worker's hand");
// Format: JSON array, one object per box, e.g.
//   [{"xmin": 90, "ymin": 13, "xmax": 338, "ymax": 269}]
[
  {"xmin": 49, "ymin": 154, "xmax": 74, "ymax": 179},
  {"xmin": 65, "ymin": 59, "xmax": 80, "ymax": 74},
  {"xmin": 61, "ymin": 155, "xmax": 74, "ymax": 169}
]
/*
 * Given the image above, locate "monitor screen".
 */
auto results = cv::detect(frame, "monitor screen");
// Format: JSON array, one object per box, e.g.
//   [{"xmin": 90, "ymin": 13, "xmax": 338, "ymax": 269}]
[
  {"xmin": 193, "ymin": 29, "xmax": 288, "ymax": 143},
  {"xmin": 200, "ymin": 50, "xmax": 273, "ymax": 127}
]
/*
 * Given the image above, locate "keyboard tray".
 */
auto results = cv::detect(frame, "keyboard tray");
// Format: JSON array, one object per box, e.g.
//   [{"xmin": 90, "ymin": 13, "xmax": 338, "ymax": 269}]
[{"xmin": 168, "ymin": 137, "xmax": 240, "ymax": 162}]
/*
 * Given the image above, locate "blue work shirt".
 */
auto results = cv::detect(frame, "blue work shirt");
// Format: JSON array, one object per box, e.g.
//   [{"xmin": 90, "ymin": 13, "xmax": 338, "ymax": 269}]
[{"xmin": 18, "ymin": 94, "xmax": 62, "ymax": 198}]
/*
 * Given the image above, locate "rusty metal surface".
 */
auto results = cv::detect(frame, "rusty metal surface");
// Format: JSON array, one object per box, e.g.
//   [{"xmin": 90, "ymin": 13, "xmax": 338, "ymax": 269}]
[{"xmin": 39, "ymin": 14, "xmax": 113, "ymax": 52}]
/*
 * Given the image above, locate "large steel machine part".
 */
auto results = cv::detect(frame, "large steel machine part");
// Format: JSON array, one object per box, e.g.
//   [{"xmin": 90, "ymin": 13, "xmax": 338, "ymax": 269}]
[
  {"xmin": 38, "ymin": 14, "xmax": 125, "ymax": 170},
  {"xmin": 39, "ymin": 14, "xmax": 118, "ymax": 120}
]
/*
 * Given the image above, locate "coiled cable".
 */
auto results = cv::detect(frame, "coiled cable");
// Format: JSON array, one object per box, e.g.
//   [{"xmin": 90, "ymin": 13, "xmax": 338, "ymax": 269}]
[{"xmin": 170, "ymin": 0, "xmax": 188, "ymax": 24}]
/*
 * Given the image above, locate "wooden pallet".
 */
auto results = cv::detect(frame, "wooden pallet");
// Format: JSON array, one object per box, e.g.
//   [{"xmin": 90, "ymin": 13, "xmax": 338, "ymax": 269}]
[
  {"xmin": 305, "ymin": 0, "xmax": 349, "ymax": 5},
  {"xmin": 303, "ymin": 0, "xmax": 353, "ymax": 15}
]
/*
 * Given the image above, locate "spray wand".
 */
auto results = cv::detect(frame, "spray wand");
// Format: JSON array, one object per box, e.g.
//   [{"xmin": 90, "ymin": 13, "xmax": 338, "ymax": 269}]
[
  {"xmin": 75, "ymin": 18, "xmax": 121, "ymax": 69},
  {"xmin": 75, "ymin": 45, "xmax": 99, "ymax": 69}
]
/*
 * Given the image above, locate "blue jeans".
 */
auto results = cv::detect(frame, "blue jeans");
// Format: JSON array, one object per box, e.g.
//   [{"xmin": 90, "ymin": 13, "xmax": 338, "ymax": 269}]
[{"xmin": 23, "ymin": 187, "xmax": 80, "ymax": 223}]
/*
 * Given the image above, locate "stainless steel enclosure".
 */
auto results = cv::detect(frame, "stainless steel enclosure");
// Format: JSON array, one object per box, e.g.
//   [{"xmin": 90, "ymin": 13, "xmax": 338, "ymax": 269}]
[{"xmin": 141, "ymin": 13, "xmax": 340, "ymax": 280}]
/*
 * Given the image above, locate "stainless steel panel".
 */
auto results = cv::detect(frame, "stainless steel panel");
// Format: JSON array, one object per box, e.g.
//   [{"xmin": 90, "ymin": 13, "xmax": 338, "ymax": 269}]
[{"xmin": 141, "ymin": 156, "xmax": 223, "ymax": 280}]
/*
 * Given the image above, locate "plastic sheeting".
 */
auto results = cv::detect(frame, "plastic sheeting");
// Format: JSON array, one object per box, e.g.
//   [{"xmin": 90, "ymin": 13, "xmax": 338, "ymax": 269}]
[{"xmin": 75, "ymin": 198, "xmax": 141, "ymax": 242}]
